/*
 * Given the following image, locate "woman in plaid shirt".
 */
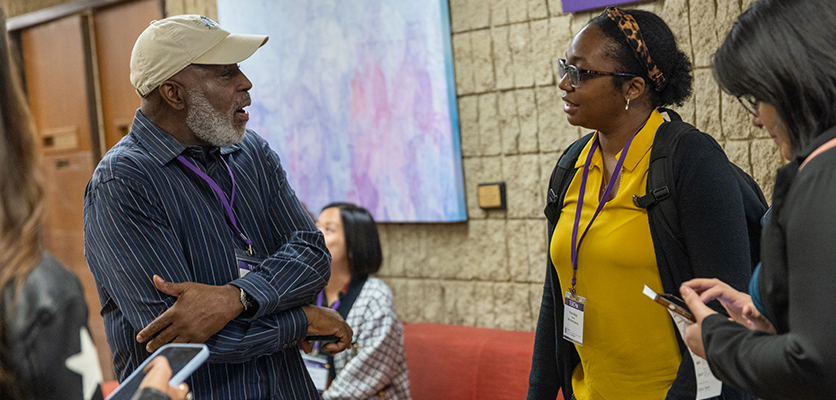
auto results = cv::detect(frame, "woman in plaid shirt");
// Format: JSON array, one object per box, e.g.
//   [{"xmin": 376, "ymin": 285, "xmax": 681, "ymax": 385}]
[{"xmin": 315, "ymin": 203, "xmax": 411, "ymax": 400}]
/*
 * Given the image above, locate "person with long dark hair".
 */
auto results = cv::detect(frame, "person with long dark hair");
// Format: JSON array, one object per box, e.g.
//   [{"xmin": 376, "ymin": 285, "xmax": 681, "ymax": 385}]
[
  {"xmin": 527, "ymin": 6, "xmax": 755, "ymax": 400},
  {"xmin": 315, "ymin": 203, "xmax": 411, "ymax": 400},
  {"xmin": 680, "ymin": 1, "xmax": 836, "ymax": 399}
]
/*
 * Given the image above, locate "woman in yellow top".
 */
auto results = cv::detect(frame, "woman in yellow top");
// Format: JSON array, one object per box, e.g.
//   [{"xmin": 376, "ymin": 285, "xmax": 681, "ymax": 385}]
[{"xmin": 527, "ymin": 7, "xmax": 756, "ymax": 400}]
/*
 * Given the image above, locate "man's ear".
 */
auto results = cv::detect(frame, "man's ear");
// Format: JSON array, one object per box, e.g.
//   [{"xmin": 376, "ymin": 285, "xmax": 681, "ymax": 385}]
[{"xmin": 158, "ymin": 80, "xmax": 187, "ymax": 111}]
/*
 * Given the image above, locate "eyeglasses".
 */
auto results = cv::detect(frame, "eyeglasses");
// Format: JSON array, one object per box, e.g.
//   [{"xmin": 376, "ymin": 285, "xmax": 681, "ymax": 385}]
[
  {"xmin": 737, "ymin": 94, "xmax": 760, "ymax": 117},
  {"xmin": 557, "ymin": 58, "xmax": 637, "ymax": 88}
]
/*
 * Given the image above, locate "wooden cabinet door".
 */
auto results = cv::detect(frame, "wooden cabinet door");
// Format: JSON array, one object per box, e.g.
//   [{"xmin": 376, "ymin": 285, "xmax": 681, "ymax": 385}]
[
  {"xmin": 93, "ymin": 0, "xmax": 162, "ymax": 150},
  {"xmin": 22, "ymin": 14, "xmax": 93, "ymax": 153}
]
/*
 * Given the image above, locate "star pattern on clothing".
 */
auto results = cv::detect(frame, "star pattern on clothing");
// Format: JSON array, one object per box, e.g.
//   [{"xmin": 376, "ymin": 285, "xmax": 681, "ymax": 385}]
[{"xmin": 65, "ymin": 326, "xmax": 103, "ymax": 400}]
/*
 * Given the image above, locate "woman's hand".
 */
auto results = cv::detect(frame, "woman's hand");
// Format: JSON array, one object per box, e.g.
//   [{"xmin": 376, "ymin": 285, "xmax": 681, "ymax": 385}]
[
  {"xmin": 679, "ymin": 285, "xmax": 717, "ymax": 359},
  {"xmin": 681, "ymin": 278, "xmax": 775, "ymax": 333},
  {"xmin": 740, "ymin": 301, "xmax": 777, "ymax": 334},
  {"xmin": 138, "ymin": 356, "xmax": 191, "ymax": 400}
]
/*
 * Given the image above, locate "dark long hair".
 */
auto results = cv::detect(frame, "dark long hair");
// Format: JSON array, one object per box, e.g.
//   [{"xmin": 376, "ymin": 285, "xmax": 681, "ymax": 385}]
[
  {"xmin": 321, "ymin": 202, "xmax": 382, "ymax": 281},
  {"xmin": 713, "ymin": 0, "xmax": 836, "ymax": 155},
  {"xmin": 0, "ymin": 7, "xmax": 44, "ymax": 400},
  {"xmin": 588, "ymin": 8, "xmax": 692, "ymax": 108}
]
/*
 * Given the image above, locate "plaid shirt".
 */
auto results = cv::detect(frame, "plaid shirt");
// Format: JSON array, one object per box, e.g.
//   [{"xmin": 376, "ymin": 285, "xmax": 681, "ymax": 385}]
[
  {"xmin": 84, "ymin": 110, "xmax": 330, "ymax": 399},
  {"xmin": 323, "ymin": 278, "xmax": 411, "ymax": 400}
]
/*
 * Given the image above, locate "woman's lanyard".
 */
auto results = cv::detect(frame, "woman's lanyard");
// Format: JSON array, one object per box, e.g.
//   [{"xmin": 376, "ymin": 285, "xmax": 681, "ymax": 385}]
[
  {"xmin": 177, "ymin": 154, "xmax": 254, "ymax": 255},
  {"xmin": 312, "ymin": 290, "xmax": 341, "ymax": 352},
  {"xmin": 569, "ymin": 118, "xmax": 649, "ymax": 297},
  {"xmin": 316, "ymin": 290, "xmax": 341, "ymax": 311}
]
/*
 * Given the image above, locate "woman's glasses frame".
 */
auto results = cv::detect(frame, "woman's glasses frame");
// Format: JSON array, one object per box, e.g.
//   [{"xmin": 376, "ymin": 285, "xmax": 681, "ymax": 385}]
[{"xmin": 557, "ymin": 58, "xmax": 637, "ymax": 88}]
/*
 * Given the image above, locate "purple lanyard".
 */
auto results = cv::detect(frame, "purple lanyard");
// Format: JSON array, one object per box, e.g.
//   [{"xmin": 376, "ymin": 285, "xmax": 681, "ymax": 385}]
[
  {"xmin": 313, "ymin": 291, "xmax": 341, "ymax": 351},
  {"xmin": 177, "ymin": 154, "xmax": 254, "ymax": 254},
  {"xmin": 569, "ymin": 118, "xmax": 649, "ymax": 296},
  {"xmin": 316, "ymin": 290, "xmax": 341, "ymax": 311}
]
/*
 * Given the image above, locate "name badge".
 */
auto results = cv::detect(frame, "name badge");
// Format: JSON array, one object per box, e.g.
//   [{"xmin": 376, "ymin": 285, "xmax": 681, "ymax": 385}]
[
  {"xmin": 301, "ymin": 351, "xmax": 330, "ymax": 393},
  {"xmin": 668, "ymin": 311, "xmax": 723, "ymax": 399},
  {"xmin": 235, "ymin": 248, "xmax": 263, "ymax": 278},
  {"xmin": 563, "ymin": 291, "xmax": 586, "ymax": 346}
]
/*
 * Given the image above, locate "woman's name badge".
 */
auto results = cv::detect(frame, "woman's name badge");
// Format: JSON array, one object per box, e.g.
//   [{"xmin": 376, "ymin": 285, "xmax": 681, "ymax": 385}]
[
  {"xmin": 235, "ymin": 248, "xmax": 263, "ymax": 278},
  {"xmin": 301, "ymin": 351, "xmax": 330, "ymax": 393},
  {"xmin": 668, "ymin": 311, "xmax": 723, "ymax": 399},
  {"xmin": 563, "ymin": 291, "xmax": 586, "ymax": 346}
]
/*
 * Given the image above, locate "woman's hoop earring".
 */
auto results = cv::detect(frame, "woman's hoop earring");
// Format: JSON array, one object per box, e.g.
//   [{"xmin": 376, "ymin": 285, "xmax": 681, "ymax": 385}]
[{"xmin": 625, "ymin": 98, "xmax": 631, "ymax": 111}]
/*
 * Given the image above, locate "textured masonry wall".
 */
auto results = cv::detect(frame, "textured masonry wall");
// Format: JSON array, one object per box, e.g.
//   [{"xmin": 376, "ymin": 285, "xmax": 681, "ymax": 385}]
[{"xmin": 3, "ymin": 0, "xmax": 785, "ymax": 332}]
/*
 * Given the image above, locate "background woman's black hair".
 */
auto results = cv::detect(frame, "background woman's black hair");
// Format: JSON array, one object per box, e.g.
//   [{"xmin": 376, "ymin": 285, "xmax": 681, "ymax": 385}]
[
  {"xmin": 713, "ymin": 0, "xmax": 836, "ymax": 156},
  {"xmin": 588, "ymin": 9, "xmax": 692, "ymax": 108},
  {"xmin": 322, "ymin": 202, "xmax": 382, "ymax": 280}
]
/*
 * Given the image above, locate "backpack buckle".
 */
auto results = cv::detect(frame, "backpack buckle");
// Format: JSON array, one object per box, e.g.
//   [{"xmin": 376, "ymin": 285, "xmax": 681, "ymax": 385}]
[{"xmin": 632, "ymin": 186, "xmax": 671, "ymax": 208}]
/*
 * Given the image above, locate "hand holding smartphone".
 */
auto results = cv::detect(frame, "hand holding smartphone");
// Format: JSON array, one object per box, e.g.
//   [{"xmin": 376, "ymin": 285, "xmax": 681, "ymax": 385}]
[
  {"xmin": 106, "ymin": 343, "xmax": 209, "ymax": 400},
  {"xmin": 643, "ymin": 285, "xmax": 696, "ymax": 322}
]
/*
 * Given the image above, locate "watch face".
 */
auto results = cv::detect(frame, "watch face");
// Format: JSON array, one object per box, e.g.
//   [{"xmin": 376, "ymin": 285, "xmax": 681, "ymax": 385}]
[{"xmin": 240, "ymin": 288, "xmax": 251, "ymax": 310}]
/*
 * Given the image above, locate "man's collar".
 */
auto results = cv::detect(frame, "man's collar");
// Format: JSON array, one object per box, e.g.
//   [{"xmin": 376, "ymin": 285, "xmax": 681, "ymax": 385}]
[{"xmin": 130, "ymin": 109, "xmax": 242, "ymax": 165}]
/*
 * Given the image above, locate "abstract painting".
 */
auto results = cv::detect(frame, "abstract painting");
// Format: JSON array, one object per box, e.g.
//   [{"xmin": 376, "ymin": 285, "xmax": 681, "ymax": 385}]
[{"xmin": 216, "ymin": 0, "xmax": 466, "ymax": 222}]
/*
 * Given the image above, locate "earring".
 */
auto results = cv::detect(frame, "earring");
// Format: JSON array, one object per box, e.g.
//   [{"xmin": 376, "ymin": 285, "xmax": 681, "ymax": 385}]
[{"xmin": 625, "ymin": 98, "xmax": 631, "ymax": 111}]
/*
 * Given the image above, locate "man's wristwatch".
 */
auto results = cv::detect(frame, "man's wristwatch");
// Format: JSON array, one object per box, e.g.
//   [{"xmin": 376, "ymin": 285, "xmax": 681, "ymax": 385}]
[{"xmin": 239, "ymin": 287, "xmax": 254, "ymax": 311}]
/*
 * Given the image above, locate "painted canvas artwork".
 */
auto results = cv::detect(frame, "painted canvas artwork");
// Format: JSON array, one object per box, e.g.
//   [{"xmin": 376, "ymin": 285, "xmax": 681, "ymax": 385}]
[{"xmin": 216, "ymin": 0, "xmax": 466, "ymax": 222}]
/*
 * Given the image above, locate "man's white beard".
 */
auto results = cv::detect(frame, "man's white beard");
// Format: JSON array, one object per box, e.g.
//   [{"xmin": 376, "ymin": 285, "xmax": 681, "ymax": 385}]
[{"xmin": 185, "ymin": 88, "xmax": 246, "ymax": 147}]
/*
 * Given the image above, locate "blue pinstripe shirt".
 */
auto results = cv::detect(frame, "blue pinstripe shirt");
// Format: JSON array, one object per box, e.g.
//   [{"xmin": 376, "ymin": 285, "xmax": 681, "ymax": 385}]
[{"xmin": 84, "ymin": 110, "xmax": 330, "ymax": 399}]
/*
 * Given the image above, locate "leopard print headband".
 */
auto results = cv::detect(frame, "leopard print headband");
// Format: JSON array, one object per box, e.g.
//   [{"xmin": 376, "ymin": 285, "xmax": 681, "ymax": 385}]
[{"xmin": 605, "ymin": 6, "xmax": 666, "ymax": 91}]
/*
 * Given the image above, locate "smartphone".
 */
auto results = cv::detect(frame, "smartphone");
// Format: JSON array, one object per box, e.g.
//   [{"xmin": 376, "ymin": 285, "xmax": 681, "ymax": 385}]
[
  {"xmin": 643, "ymin": 285, "xmax": 696, "ymax": 322},
  {"xmin": 106, "ymin": 343, "xmax": 209, "ymax": 400},
  {"xmin": 304, "ymin": 334, "xmax": 340, "ymax": 343}
]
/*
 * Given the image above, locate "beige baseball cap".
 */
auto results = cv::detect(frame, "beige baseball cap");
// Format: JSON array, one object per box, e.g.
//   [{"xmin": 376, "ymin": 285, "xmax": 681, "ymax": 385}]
[{"xmin": 130, "ymin": 15, "xmax": 268, "ymax": 97}]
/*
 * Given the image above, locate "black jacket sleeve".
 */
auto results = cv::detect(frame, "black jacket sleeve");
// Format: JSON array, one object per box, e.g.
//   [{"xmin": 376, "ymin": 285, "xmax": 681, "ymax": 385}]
[
  {"xmin": 670, "ymin": 131, "xmax": 752, "ymax": 295},
  {"xmin": 703, "ymin": 151, "xmax": 836, "ymax": 400},
  {"xmin": 527, "ymin": 261, "xmax": 561, "ymax": 400},
  {"xmin": 131, "ymin": 387, "xmax": 173, "ymax": 400}
]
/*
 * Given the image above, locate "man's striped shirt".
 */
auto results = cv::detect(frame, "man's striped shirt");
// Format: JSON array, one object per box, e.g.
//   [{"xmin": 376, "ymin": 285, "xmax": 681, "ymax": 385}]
[{"xmin": 84, "ymin": 110, "xmax": 330, "ymax": 399}]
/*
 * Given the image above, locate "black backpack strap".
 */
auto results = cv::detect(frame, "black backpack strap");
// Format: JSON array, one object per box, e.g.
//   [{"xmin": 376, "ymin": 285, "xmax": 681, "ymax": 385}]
[
  {"xmin": 632, "ymin": 108, "xmax": 686, "ymax": 210},
  {"xmin": 544, "ymin": 132, "xmax": 594, "ymax": 224},
  {"xmin": 633, "ymin": 110, "xmax": 694, "ymax": 249}
]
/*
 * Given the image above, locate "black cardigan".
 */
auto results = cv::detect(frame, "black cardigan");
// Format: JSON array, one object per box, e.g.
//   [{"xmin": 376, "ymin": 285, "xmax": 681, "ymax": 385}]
[
  {"xmin": 528, "ymin": 125, "xmax": 754, "ymax": 400},
  {"xmin": 701, "ymin": 125, "xmax": 836, "ymax": 400}
]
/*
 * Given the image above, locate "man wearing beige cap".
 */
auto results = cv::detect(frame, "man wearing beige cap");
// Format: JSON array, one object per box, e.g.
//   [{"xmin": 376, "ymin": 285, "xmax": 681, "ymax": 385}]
[{"xmin": 84, "ymin": 15, "xmax": 351, "ymax": 399}]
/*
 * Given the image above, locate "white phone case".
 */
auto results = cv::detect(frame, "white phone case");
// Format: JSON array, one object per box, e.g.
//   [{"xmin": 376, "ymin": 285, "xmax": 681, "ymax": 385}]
[{"xmin": 106, "ymin": 343, "xmax": 209, "ymax": 400}]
